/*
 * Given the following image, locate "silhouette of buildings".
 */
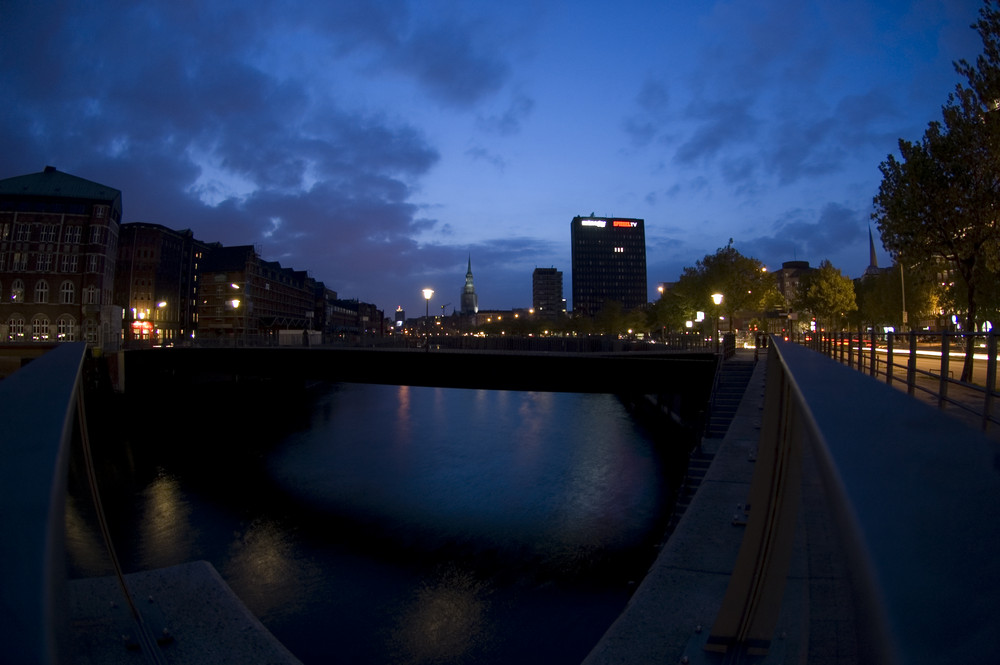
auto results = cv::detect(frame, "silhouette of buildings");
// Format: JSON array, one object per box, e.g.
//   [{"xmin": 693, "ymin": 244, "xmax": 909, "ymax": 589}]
[
  {"xmin": 570, "ymin": 215, "xmax": 647, "ymax": 315},
  {"xmin": 1, "ymin": 167, "xmax": 385, "ymax": 348},
  {"xmin": 0, "ymin": 166, "xmax": 123, "ymax": 350},
  {"xmin": 532, "ymin": 267, "xmax": 565, "ymax": 319}
]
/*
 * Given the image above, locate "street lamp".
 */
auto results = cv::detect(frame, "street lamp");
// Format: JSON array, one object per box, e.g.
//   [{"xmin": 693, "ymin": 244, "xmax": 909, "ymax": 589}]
[
  {"xmin": 711, "ymin": 293, "xmax": 724, "ymax": 354},
  {"xmin": 422, "ymin": 288, "xmax": 434, "ymax": 319}
]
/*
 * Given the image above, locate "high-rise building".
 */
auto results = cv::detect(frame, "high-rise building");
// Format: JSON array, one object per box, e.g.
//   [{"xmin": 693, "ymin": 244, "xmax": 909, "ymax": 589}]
[
  {"xmin": 570, "ymin": 215, "xmax": 647, "ymax": 315},
  {"xmin": 532, "ymin": 267, "xmax": 564, "ymax": 319},
  {"xmin": 460, "ymin": 256, "xmax": 478, "ymax": 315},
  {"xmin": 0, "ymin": 166, "xmax": 123, "ymax": 350}
]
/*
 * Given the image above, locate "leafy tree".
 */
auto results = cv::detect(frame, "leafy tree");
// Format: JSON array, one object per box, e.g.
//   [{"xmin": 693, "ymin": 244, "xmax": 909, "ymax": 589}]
[
  {"xmin": 795, "ymin": 260, "xmax": 857, "ymax": 330},
  {"xmin": 872, "ymin": 0, "xmax": 1000, "ymax": 380},
  {"xmin": 854, "ymin": 263, "xmax": 939, "ymax": 330},
  {"xmin": 671, "ymin": 240, "xmax": 782, "ymax": 331}
]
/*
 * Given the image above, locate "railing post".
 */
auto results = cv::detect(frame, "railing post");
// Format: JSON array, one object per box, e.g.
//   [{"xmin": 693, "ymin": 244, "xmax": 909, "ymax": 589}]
[
  {"xmin": 984, "ymin": 332, "xmax": 996, "ymax": 432},
  {"xmin": 886, "ymin": 333, "xmax": 894, "ymax": 386},
  {"xmin": 939, "ymin": 333, "xmax": 950, "ymax": 409},
  {"xmin": 847, "ymin": 330, "xmax": 854, "ymax": 368},
  {"xmin": 869, "ymin": 330, "xmax": 877, "ymax": 378},
  {"xmin": 907, "ymin": 331, "xmax": 917, "ymax": 396}
]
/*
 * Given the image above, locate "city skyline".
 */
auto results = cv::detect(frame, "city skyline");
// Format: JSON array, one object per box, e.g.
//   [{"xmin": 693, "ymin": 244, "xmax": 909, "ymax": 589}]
[{"xmin": 0, "ymin": 1, "xmax": 985, "ymax": 315}]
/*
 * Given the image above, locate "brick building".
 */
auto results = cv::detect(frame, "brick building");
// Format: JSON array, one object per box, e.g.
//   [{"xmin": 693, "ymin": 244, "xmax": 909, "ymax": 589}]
[{"xmin": 0, "ymin": 167, "xmax": 123, "ymax": 350}]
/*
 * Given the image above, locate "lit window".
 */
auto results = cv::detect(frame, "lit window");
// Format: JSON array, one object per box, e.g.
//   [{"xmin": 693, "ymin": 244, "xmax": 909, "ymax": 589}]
[
  {"xmin": 57, "ymin": 317, "xmax": 76, "ymax": 341},
  {"xmin": 60, "ymin": 281, "xmax": 75, "ymax": 304},
  {"xmin": 7, "ymin": 317, "xmax": 25, "ymax": 341},
  {"xmin": 11, "ymin": 279, "xmax": 24, "ymax": 302},
  {"xmin": 34, "ymin": 280, "xmax": 49, "ymax": 303},
  {"xmin": 32, "ymin": 316, "xmax": 50, "ymax": 341}
]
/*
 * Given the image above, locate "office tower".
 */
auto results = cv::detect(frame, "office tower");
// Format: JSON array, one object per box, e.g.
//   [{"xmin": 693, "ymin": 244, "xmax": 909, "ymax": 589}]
[
  {"xmin": 532, "ymin": 267, "xmax": 564, "ymax": 319},
  {"xmin": 570, "ymin": 215, "xmax": 647, "ymax": 315}
]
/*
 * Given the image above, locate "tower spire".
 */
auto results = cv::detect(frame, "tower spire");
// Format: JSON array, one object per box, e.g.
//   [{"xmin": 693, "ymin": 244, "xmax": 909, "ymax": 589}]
[{"xmin": 869, "ymin": 226, "xmax": 878, "ymax": 269}]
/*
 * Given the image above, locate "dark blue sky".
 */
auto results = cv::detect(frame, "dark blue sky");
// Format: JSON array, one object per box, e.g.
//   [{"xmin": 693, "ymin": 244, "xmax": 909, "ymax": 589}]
[{"xmin": 0, "ymin": 1, "xmax": 985, "ymax": 314}]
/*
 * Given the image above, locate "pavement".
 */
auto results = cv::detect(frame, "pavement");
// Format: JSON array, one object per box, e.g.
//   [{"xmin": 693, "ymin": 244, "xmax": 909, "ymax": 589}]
[
  {"xmin": 583, "ymin": 349, "xmax": 861, "ymax": 664},
  {"xmin": 67, "ymin": 561, "xmax": 302, "ymax": 665}
]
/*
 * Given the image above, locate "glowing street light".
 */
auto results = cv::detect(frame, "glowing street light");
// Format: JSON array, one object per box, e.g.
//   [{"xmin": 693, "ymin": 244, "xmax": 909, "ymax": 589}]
[
  {"xmin": 422, "ymin": 288, "xmax": 434, "ymax": 318},
  {"xmin": 711, "ymin": 293, "xmax": 724, "ymax": 353}
]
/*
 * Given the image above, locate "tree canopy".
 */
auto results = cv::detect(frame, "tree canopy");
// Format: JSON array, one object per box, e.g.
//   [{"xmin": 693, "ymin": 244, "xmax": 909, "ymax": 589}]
[
  {"xmin": 795, "ymin": 260, "xmax": 857, "ymax": 330},
  {"xmin": 661, "ymin": 240, "xmax": 782, "ymax": 332}
]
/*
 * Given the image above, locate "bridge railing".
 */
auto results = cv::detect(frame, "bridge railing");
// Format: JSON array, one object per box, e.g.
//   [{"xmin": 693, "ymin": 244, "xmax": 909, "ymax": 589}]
[
  {"xmin": 0, "ymin": 342, "xmax": 87, "ymax": 664},
  {"xmin": 787, "ymin": 330, "xmax": 998, "ymax": 432},
  {"xmin": 705, "ymin": 337, "xmax": 1000, "ymax": 662}
]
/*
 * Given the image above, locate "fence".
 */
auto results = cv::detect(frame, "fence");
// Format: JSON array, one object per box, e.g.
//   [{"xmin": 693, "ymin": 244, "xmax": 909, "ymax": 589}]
[{"xmin": 786, "ymin": 330, "xmax": 998, "ymax": 433}]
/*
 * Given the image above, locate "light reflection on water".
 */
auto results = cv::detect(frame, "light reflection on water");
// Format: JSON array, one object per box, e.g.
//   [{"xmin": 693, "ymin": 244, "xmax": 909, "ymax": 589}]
[{"xmin": 68, "ymin": 383, "xmax": 678, "ymax": 664}]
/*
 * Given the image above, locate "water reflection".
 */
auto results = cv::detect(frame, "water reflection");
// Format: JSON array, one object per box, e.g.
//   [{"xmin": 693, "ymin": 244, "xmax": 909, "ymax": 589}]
[
  {"xmin": 137, "ymin": 469, "xmax": 197, "ymax": 569},
  {"xmin": 69, "ymin": 383, "xmax": 677, "ymax": 664},
  {"xmin": 389, "ymin": 565, "xmax": 492, "ymax": 665}
]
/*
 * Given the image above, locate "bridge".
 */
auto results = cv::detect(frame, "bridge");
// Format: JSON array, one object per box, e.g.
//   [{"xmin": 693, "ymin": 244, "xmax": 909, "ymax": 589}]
[{"xmin": 2, "ymin": 340, "xmax": 999, "ymax": 663}]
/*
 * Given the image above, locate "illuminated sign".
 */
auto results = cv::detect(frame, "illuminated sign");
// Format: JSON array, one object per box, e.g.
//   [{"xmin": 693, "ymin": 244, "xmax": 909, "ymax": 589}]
[
  {"xmin": 613, "ymin": 220, "xmax": 638, "ymax": 228},
  {"xmin": 580, "ymin": 219, "xmax": 606, "ymax": 227}
]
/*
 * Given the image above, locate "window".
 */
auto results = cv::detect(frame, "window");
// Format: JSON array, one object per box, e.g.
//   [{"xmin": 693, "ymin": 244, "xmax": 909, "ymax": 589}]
[
  {"xmin": 56, "ymin": 316, "xmax": 76, "ymax": 341},
  {"xmin": 84, "ymin": 319, "xmax": 97, "ymax": 343},
  {"xmin": 12, "ymin": 252, "xmax": 27, "ymax": 270},
  {"xmin": 37, "ymin": 253, "xmax": 52, "ymax": 271},
  {"xmin": 94, "ymin": 205, "xmax": 107, "ymax": 218},
  {"xmin": 34, "ymin": 280, "xmax": 49, "ymax": 303},
  {"xmin": 15, "ymin": 224, "xmax": 29, "ymax": 241},
  {"xmin": 84, "ymin": 286, "xmax": 98, "ymax": 305},
  {"xmin": 60, "ymin": 281, "xmax": 75, "ymax": 304},
  {"xmin": 88, "ymin": 255, "xmax": 99, "ymax": 273},
  {"xmin": 7, "ymin": 316, "xmax": 25, "ymax": 341},
  {"xmin": 64, "ymin": 226, "xmax": 82, "ymax": 244},
  {"xmin": 39, "ymin": 225, "xmax": 56, "ymax": 242},
  {"xmin": 0, "ymin": 223, "xmax": 9, "ymax": 240},
  {"xmin": 11, "ymin": 279, "xmax": 24, "ymax": 302},
  {"xmin": 62, "ymin": 255, "xmax": 78, "ymax": 272},
  {"xmin": 89, "ymin": 226, "xmax": 103, "ymax": 244},
  {"xmin": 32, "ymin": 316, "xmax": 50, "ymax": 341}
]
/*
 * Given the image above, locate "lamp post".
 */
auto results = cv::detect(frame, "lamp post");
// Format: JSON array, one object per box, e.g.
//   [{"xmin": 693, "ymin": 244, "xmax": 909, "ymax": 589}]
[
  {"xmin": 422, "ymin": 288, "xmax": 434, "ymax": 323},
  {"xmin": 711, "ymin": 293, "xmax": 724, "ymax": 354}
]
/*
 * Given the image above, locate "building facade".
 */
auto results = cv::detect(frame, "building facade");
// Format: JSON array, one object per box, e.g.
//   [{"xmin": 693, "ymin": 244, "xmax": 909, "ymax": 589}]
[
  {"xmin": 532, "ymin": 267, "xmax": 565, "ymax": 319},
  {"xmin": 570, "ymin": 215, "xmax": 647, "ymax": 315},
  {"xmin": 198, "ymin": 245, "xmax": 319, "ymax": 344},
  {"xmin": 0, "ymin": 166, "xmax": 123, "ymax": 350},
  {"xmin": 115, "ymin": 222, "xmax": 214, "ymax": 346}
]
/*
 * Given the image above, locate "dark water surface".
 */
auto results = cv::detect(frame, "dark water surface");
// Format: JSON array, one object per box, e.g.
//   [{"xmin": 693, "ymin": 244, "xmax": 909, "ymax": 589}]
[{"xmin": 67, "ymin": 383, "xmax": 680, "ymax": 664}]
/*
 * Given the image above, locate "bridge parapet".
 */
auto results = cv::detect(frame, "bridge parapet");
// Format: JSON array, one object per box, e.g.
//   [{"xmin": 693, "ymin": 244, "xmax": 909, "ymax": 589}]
[{"xmin": 705, "ymin": 337, "xmax": 1000, "ymax": 662}]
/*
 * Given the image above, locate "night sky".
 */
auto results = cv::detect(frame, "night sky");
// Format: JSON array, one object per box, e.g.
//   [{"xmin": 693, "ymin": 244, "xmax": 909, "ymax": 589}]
[{"xmin": 0, "ymin": 1, "xmax": 984, "ymax": 315}]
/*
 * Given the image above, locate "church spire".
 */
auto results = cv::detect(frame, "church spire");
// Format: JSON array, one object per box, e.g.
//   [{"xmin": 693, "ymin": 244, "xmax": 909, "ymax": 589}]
[
  {"xmin": 461, "ymin": 255, "xmax": 478, "ymax": 315},
  {"xmin": 869, "ymin": 227, "xmax": 878, "ymax": 269}
]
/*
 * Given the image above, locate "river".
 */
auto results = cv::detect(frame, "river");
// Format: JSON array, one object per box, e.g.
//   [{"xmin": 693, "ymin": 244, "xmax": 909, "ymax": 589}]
[{"xmin": 66, "ymin": 382, "xmax": 685, "ymax": 664}]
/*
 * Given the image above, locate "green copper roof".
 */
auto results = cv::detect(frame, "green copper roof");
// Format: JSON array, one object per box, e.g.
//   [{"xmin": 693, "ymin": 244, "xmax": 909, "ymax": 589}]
[{"xmin": 0, "ymin": 166, "xmax": 121, "ymax": 203}]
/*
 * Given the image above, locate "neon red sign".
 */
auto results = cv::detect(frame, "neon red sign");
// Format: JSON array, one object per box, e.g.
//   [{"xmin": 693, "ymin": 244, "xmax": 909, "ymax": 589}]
[{"xmin": 612, "ymin": 220, "xmax": 637, "ymax": 228}]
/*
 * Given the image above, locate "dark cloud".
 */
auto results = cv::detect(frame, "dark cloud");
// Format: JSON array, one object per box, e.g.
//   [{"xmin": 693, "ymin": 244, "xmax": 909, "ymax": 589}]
[{"xmin": 623, "ymin": 78, "xmax": 670, "ymax": 147}]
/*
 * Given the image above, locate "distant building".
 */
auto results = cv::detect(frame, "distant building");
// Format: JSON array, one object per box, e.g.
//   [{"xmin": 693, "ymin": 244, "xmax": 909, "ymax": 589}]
[
  {"xmin": 532, "ymin": 267, "xmax": 565, "ymax": 319},
  {"xmin": 115, "ymin": 222, "xmax": 214, "ymax": 346},
  {"xmin": 0, "ymin": 166, "xmax": 123, "ymax": 350},
  {"xmin": 774, "ymin": 260, "xmax": 814, "ymax": 307},
  {"xmin": 862, "ymin": 227, "xmax": 891, "ymax": 280},
  {"xmin": 197, "ymin": 245, "xmax": 319, "ymax": 344},
  {"xmin": 394, "ymin": 306, "xmax": 406, "ymax": 329},
  {"xmin": 570, "ymin": 215, "xmax": 647, "ymax": 315},
  {"xmin": 460, "ymin": 256, "xmax": 478, "ymax": 315}
]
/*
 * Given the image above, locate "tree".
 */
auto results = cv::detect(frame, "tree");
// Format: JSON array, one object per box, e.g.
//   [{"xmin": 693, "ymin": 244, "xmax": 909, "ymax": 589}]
[
  {"xmin": 872, "ymin": 0, "xmax": 1000, "ymax": 380},
  {"xmin": 854, "ymin": 263, "xmax": 939, "ymax": 330},
  {"xmin": 795, "ymin": 260, "xmax": 857, "ymax": 331},
  {"xmin": 671, "ymin": 240, "xmax": 782, "ymax": 332}
]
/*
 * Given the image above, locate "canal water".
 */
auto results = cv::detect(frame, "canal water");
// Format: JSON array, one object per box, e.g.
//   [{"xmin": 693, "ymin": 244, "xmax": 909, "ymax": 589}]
[{"xmin": 66, "ymin": 382, "xmax": 685, "ymax": 664}]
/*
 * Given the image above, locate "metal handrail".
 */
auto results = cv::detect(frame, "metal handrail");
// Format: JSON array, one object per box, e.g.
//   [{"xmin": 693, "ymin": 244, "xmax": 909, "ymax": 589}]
[
  {"xmin": 707, "ymin": 336, "xmax": 1000, "ymax": 662},
  {"xmin": 788, "ymin": 330, "xmax": 998, "ymax": 432},
  {"xmin": 0, "ymin": 342, "xmax": 87, "ymax": 664}
]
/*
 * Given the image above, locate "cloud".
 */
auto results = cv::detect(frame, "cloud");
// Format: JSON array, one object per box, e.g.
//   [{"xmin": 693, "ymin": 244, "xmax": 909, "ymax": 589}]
[{"xmin": 478, "ymin": 93, "xmax": 535, "ymax": 136}]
